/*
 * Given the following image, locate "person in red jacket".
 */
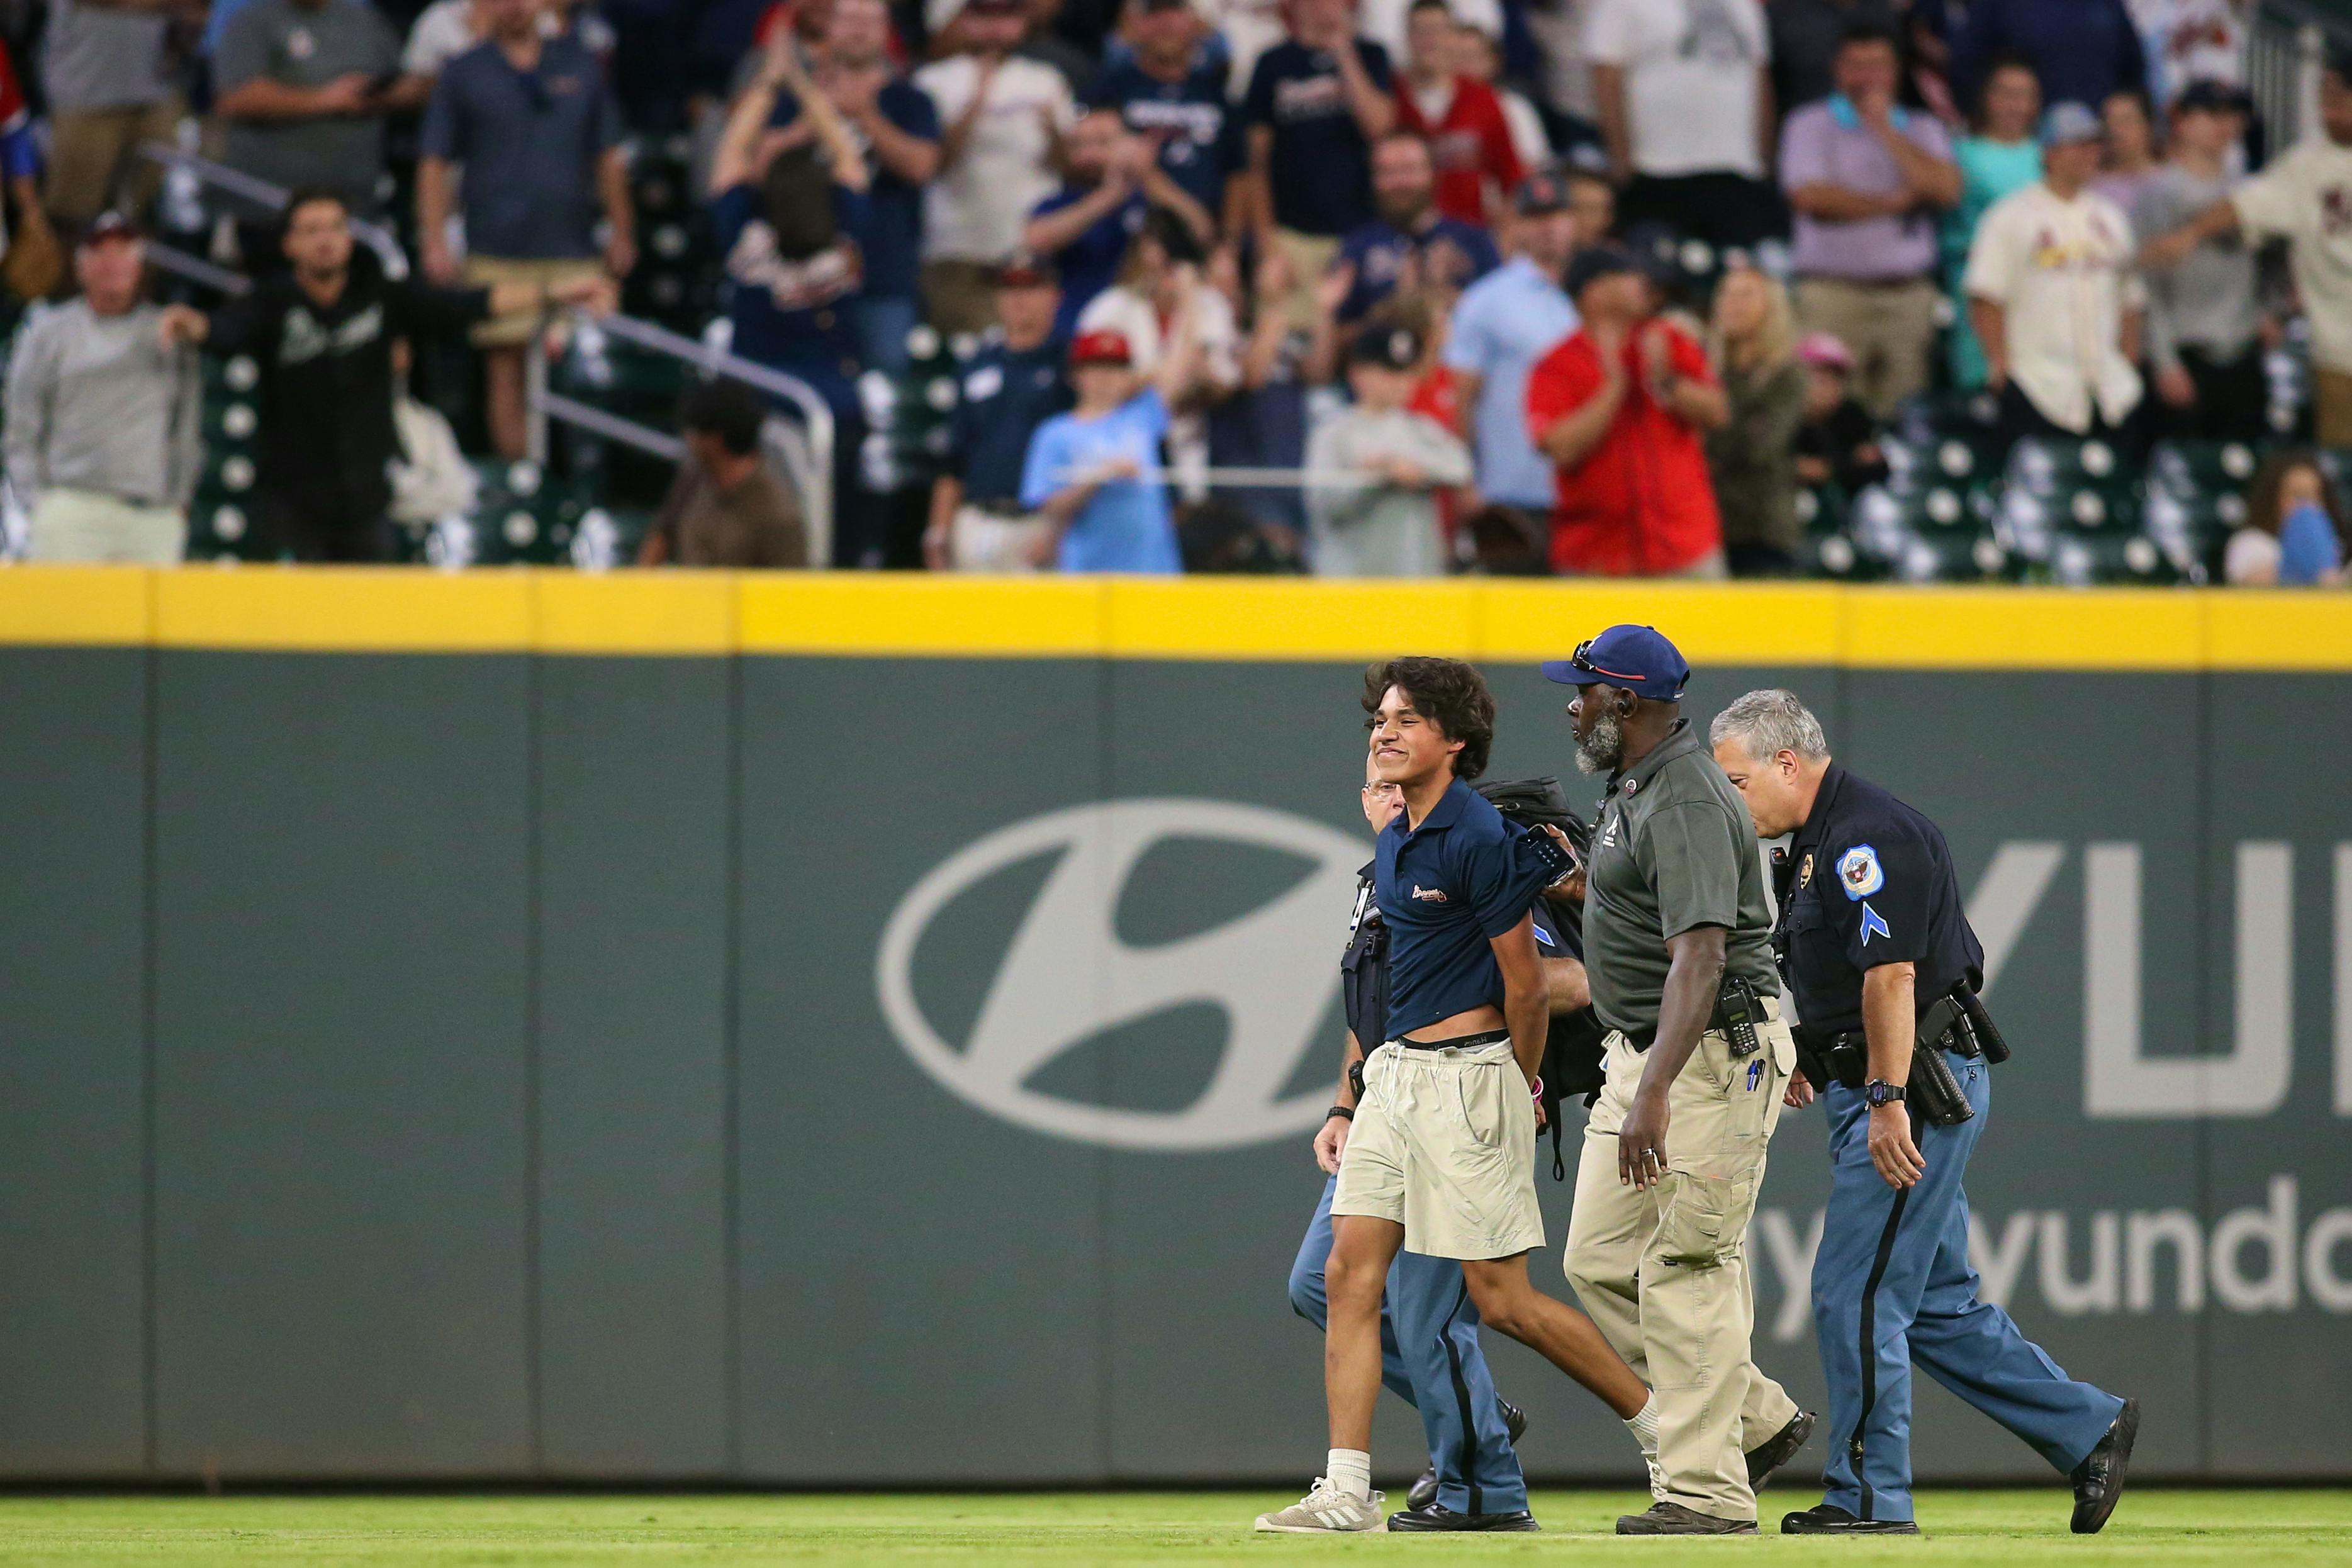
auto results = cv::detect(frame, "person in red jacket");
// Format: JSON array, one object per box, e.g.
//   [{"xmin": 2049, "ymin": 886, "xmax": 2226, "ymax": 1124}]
[
  {"xmin": 1391, "ymin": 0, "xmax": 1520, "ymax": 228},
  {"xmin": 1523, "ymin": 245, "xmax": 1730, "ymax": 578}
]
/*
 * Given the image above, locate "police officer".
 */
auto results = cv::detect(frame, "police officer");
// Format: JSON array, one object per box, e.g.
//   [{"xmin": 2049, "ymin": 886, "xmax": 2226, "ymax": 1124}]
[
  {"xmin": 1549, "ymin": 627, "xmax": 1817, "ymax": 1537},
  {"xmin": 1283, "ymin": 749, "xmax": 1531, "ymax": 1530},
  {"xmin": 1709, "ymin": 689, "xmax": 2139, "ymax": 1537}
]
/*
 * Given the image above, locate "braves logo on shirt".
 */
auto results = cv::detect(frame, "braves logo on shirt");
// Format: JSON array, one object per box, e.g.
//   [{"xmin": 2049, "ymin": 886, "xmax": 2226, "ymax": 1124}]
[
  {"xmin": 726, "ymin": 225, "xmax": 863, "ymax": 312},
  {"xmin": 1411, "ymin": 884, "xmax": 1449, "ymax": 902}
]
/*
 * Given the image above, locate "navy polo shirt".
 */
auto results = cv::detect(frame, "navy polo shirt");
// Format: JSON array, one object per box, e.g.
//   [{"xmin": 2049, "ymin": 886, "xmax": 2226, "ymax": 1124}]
[
  {"xmin": 1374, "ymin": 777, "xmax": 1551, "ymax": 1040},
  {"xmin": 419, "ymin": 35, "xmax": 624, "ymax": 259},
  {"xmin": 948, "ymin": 334, "xmax": 1072, "ymax": 505},
  {"xmin": 768, "ymin": 79, "xmax": 939, "ymax": 303},
  {"xmin": 1775, "ymin": 763, "xmax": 1986, "ymax": 1036},
  {"xmin": 1085, "ymin": 57, "xmax": 1237, "ymax": 220},
  {"xmin": 1029, "ymin": 182, "xmax": 1148, "ymax": 335},
  {"xmin": 1241, "ymin": 38, "xmax": 1393, "ymax": 238},
  {"xmin": 1335, "ymin": 215, "xmax": 1499, "ymax": 323}
]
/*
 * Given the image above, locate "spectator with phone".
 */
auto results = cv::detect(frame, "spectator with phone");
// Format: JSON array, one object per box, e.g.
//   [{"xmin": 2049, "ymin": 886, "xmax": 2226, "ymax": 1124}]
[{"xmin": 213, "ymin": 0, "xmax": 403, "ymax": 260}]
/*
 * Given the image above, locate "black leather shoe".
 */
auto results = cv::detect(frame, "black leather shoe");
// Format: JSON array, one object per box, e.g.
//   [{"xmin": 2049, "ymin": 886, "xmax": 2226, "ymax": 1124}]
[
  {"xmin": 2070, "ymin": 1398, "xmax": 2139, "ymax": 1535},
  {"xmin": 1406, "ymin": 1397, "xmax": 1528, "ymax": 1511},
  {"xmin": 1782, "ymin": 1502, "xmax": 1920, "ymax": 1535},
  {"xmin": 1747, "ymin": 1409, "xmax": 1817, "ymax": 1489},
  {"xmin": 1616, "ymin": 1502, "xmax": 1758, "ymax": 1535},
  {"xmin": 1388, "ymin": 1503, "xmax": 1540, "ymax": 1532}
]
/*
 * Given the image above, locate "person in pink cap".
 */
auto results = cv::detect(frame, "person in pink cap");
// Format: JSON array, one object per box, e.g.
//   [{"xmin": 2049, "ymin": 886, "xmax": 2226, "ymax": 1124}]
[{"xmin": 1793, "ymin": 332, "xmax": 1889, "ymax": 499}]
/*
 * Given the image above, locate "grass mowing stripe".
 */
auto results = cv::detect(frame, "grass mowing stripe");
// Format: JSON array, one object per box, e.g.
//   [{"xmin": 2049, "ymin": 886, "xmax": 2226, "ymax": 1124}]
[{"xmin": 0, "ymin": 1491, "xmax": 2343, "ymax": 1564}]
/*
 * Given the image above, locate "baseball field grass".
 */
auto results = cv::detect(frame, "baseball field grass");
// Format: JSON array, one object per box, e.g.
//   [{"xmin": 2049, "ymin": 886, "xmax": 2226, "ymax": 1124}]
[{"xmin": 0, "ymin": 1489, "xmax": 2345, "ymax": 1565}]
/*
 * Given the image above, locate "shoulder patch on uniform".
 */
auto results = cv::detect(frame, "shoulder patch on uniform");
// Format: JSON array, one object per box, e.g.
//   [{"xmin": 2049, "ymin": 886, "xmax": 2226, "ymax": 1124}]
[{"xmin": 1837, "ymin": 843, "xmax": 1884, "ymax": 901}]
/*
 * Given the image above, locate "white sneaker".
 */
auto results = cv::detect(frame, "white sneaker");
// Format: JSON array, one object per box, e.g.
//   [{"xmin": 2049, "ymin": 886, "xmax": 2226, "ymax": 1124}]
[
  {"xmin": 1644, "ymin": 1450, "xmax": 1670, "ymax": 1503},
  {"xmin": 1253, "ymin": 1477, "xmax": 1389, "ymax": 1533}
]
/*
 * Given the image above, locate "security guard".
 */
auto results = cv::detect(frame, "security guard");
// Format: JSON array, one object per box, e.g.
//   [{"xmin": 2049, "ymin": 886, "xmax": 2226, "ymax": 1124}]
[
  {"xmin": 1708, "ymin": 689, "xmax": 2139, "ymax": 1537},
  {"xmin": 1548, "ymin": 625, "xmax": 1816, "ymax": 1537},
  {"xmin": 1285, "ymin": 751, "xmax": 1531, "ymax": 1530}
]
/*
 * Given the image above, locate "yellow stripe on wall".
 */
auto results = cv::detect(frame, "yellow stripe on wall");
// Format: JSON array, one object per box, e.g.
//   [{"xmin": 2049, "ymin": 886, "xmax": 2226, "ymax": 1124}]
[{"xmin": 1, "ymin": 566, "xmax": 2346, "ymax": 670}]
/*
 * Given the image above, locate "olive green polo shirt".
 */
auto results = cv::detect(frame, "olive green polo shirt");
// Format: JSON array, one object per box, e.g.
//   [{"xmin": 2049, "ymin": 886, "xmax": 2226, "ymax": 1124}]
[{"xmin": 1582, "ymin": 719, "xmax": 1779, "ymax": 1041}]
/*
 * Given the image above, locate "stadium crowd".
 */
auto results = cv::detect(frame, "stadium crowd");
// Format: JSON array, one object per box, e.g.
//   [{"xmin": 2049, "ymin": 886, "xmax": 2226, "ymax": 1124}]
[{"xmin": 0, "ymin": 0, "xmax": 2344, "ymax": 583}]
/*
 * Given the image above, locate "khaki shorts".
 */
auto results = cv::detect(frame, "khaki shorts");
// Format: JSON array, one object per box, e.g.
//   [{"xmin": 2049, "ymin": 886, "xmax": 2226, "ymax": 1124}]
[
  {"xmin": 1270, "ymin": 228, "xmax": 1341, "ymax": 334},
  {"xmin": 950, "ymin": 503, "xmax": 1053, "ymax": 571},
  {"xmin": 1331, "ymin": 1037, "xmax": 1548, "ymax": 1260},
  {"xmin": 464, "ymin": 256, "xmax": 605, "ymax": 347},
  {"xmin": 26, "ymin": 488, "xmax": 186, "ymax": 564}
]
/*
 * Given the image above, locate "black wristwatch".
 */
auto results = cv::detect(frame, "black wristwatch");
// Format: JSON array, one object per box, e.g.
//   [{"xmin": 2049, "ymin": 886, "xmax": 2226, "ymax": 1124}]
[
  {"xmin": 1865, "ymin": 1079, "xmax": 1907, "ymax": 1108},
  {"xmin": 1326, "ymin": 1104, "xmax": 1355, "ymax": 1123}
]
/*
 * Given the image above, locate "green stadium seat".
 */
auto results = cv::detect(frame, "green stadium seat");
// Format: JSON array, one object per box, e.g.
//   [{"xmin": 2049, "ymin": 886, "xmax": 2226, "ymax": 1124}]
[
  {"xmin": 2048, "ymin": 528, "xmax": 2181, "ymax": 586},
  {"xmin": 1849, "ymin": 482, "xmax": 2010, "ymax": 581}
]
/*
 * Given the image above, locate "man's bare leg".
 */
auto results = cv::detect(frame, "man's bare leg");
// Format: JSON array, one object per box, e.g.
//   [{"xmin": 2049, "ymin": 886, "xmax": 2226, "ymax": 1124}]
[
  {"xmin": 1462, "ymin": 1252, "xmax": 1650, "ymax": 1419},
  {"xmin": 1325, "ymin": 1214, "xmax": 1407, "ymax": 1448}
]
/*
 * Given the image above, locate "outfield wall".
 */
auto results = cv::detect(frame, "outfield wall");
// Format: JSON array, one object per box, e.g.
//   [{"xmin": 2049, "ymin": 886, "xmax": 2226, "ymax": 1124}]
[{"xmin": 2, "ymin": 569, "xmax": 2349, "ymax": 1484}]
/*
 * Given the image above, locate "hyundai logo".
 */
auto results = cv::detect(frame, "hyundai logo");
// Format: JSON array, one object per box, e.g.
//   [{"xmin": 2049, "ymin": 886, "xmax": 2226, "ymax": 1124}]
[{"xmin": 876, "ymin": 798, "xmax": 1366, "ymax": 1151}]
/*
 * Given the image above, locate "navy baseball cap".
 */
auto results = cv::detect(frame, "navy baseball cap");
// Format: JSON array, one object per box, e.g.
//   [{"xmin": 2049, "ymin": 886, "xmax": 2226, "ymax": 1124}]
[{"xmin": 1541, "ymin": 624, "xmax": 1691, "ymax": 701}]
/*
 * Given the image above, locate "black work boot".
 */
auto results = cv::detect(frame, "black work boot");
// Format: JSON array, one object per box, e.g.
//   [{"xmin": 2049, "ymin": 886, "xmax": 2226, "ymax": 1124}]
[
  {"xmin": 1746, "ymin": 1409, "xmax": 1817, "ymax": 1489},
  {"xmin": 1616, "ymin": 1501, "xmax": 1758, "ymax": 1535},
  {"xmin": 1782, "ymin": 1502, "xmax": 1920, "ymax": 1535},
  {"xmin": 1387, "ymin": 1503, "xmax": 1541, "ymax": 1532},
  {"xmin": 2070, "ymin": 1399, "xmax": 2140, "ymax": 1535}
]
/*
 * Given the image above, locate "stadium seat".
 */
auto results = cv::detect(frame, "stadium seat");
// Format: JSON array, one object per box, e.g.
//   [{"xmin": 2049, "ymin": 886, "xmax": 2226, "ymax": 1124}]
[{"xmin": 1849, "ymin": 481, "xmax": 2010, "ymax": 582}]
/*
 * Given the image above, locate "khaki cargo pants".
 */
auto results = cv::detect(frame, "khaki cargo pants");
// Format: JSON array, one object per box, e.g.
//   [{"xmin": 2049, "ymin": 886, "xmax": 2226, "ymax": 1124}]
[{"xmin": 1562, "ymin": 1005, "xmax": 1798, "ymax": 1523}]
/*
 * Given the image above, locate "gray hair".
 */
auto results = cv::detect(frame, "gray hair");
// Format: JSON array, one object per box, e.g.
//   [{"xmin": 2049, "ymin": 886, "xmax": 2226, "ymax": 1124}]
[{"xmin": 1710, "ymin": 688, "xmax": 1830, "ymax": 762}]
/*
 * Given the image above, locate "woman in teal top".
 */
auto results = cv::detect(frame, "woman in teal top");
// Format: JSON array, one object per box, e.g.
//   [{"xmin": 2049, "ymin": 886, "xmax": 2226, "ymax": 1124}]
[{"xmin": 1944, "ymin": 57, "xmax": 2044, "ymax": 388}]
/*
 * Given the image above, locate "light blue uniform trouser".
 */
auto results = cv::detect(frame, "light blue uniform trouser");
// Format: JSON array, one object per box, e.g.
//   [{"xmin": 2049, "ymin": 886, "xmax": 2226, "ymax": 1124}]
[
  {"xmin": 1287, "ymin": 1173, "xmax": 1529, "ymax": 1516},
  {"xmin": 1813, "ymin": 1053, "xmax": 2125, "ymax": 1522}
]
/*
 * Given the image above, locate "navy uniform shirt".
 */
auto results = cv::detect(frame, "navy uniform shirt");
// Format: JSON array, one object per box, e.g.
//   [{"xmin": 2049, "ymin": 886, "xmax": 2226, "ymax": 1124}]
[
  {"xmin": 1085, "ymin": 57, "xmax": 1237, "ymax": 221},
  {"xmin": 1774, "ymin": 762, "xmax": 1986, "ymax": 1037},
  {"xmin": 715, "ymin": 181, "xmax": 872, "ymax": 403},
  {"xmin": 1028, "ymin": 182, "xmax": 1148, "ymax": 335},
  {"xmin": 768, "ymin": 81, "xmax": 941, "ymax": 305},
  {"xmin": 1345, "ymin": 863, "xmax": 1576, "ymax": 1047},
  {"xmin": 948, "ymin": 334, "xmax": 1072, "ymax": 506},
  {"xmin": 1334, "ymin": 214, "xmax": 1500, "ymax": 323},
  {"xmin": 420, "ymin": 34, "xmax": 625, "ymax": 260},
  {"xmin": 1373, "ymin": 777, "xmax": 1552, "ymax": 1040},
  {"xmin": 1241, "ymin": 38, "xmax": 1394, "ymax": 238}
]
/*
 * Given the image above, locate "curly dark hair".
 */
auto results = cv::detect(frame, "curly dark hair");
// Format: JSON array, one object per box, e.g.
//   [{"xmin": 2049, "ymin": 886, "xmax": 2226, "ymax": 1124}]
[{"xmin": 1361, "ymin": 657, "xmax": 1496, "ymax": 781}]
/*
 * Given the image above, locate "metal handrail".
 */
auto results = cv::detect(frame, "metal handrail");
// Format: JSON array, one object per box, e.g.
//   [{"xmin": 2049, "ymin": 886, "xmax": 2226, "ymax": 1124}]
[
  {"xmin": 589, "ymin": 311, "xmax": 836, "ymax": 474},
  {"xmin": 145, "ymin": 242, "xmax": 253, "ymax": 297},
  {"xmin": 524, "ymin": 309, "xmax": 836, "ymax": 557},
  {"xmin": 138, "ymin": 142, "xmax": 409, "ymax": 279}
]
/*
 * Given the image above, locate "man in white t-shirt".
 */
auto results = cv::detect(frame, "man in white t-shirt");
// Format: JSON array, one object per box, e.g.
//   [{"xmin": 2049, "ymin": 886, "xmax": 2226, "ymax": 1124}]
[
  {"xmin": 2144, "ymin": 48, "xmax": 2352, "ymax": 444},
  {"xmin": 1964, "ymin": 102, "xmax": 2145, "ymax": 449},
  {"xmin": 914, "ymin": 0, "xmax": 1075, "ymax": 333},
  {"xmin": 1583, "ymin": 0, "xmax": 1776, "ymax": 249}
]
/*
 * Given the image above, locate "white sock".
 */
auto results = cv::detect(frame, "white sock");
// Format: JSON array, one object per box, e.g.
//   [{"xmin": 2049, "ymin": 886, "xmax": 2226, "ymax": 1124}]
[
  {"xmin": 1624, "ymin": 1393, "xmax": 1661, "ymax": 1454},
  {"xmin": 1326, "ymin": 1448, "xmax": 1373, "ymax": 1502}
]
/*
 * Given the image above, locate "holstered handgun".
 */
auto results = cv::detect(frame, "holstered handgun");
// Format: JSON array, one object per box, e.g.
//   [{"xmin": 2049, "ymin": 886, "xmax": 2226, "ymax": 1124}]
[{"xmin": 1907, "ymin": 994, "xmax": 1976, "ymax": 1126}]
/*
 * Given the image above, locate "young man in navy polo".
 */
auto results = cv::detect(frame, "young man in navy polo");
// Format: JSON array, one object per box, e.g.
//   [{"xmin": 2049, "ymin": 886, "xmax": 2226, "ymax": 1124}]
[{"xmin": 1258, "ymin": 656, "xmax": 1656, "ymax": 1535}]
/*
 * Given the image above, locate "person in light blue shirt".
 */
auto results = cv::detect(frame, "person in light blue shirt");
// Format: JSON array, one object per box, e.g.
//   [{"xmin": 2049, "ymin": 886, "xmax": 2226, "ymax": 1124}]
[
  {"xmin": 1441, "ymin": 172, "xmax": 1581, "ymax": 515},
  {"xmin": 1018, "ymin": 294, "xmax": 1203, "ymax": 573}
]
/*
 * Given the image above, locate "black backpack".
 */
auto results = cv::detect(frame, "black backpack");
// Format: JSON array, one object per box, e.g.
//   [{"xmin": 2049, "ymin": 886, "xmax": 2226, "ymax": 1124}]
[{"xmin": 1474, "ymin": 776, "xmax": 1611, "ymax": 1179}]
